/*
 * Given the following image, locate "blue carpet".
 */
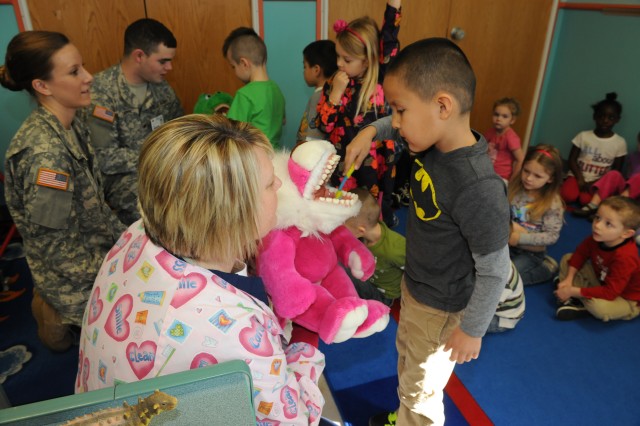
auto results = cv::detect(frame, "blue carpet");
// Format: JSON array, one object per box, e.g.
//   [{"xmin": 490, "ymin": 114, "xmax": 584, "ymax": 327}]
[
  {"xmin": 0, "ymin": 257, "xmax": 78, "ymax": 406},
  {"xmin": 454, "ymin": 212, "xmax": 640, "ymax": 425},
  {"xmin": 321, "ymin": 210, "xmax": 640, "ymax": 425},
  {"xmin": 320, "ymin": 321, "xmax": 467, "ymax": 426}
]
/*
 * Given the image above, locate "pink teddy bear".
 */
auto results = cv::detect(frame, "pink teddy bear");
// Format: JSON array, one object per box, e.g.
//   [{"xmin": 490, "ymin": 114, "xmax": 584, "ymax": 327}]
[{"xmin": 258, "ymin": 140, "xmax": 390, "ymax": 344}]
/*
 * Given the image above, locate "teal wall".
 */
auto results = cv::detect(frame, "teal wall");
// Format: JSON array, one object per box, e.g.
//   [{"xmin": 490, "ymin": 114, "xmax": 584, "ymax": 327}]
[
  {"xmin": 263, "ymin": 1, "xmax": 316, "ymax": 150},
  {"xmin": 531, "ymin": 4, "xmax": 640, "ymax": 159},
  {"xmin": 0, "ymin": 4, "xmax": 34, "ymax": 173}
]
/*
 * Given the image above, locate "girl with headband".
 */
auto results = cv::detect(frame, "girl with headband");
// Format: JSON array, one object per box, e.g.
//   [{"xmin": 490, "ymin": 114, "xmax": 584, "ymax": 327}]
[
  {"xmin": 316, "ymin": 0, "xmax": 401, "ymax": 228},
  {"xmin": 508, "ymin": 144, "xmax": 565, "ymax": 286}
]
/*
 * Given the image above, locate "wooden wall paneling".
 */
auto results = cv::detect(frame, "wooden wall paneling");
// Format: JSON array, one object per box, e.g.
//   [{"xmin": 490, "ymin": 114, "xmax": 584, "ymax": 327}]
[
  {"xmin": 327, "ymin": 0, "xmax": 450, "ymax": 47},
  {"xmin": 394, "ymin": 0, "xmax": 451, "ymax": 44},
  {"xmin": 327, "ymin": 0, "xmax": 553, "ymax": 144},
  {"xmin": 26, "ymin": 0, "xmax": 146, "ymax": 75},
  {"xmin": 450, "ymin": 0, "xmax": 554, "ymax": 140},
  {"xmin": 146, "ymin": 0, "xmax": 251, "ymax": 114}
]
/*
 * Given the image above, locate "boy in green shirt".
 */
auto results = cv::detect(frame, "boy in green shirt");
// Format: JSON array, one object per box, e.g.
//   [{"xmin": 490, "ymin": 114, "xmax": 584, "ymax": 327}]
[
  {"xmin": 345, "ymin": 187, "xmax": 405, "ymax": 306},
  {"xmin": 223, "ymin": 27, "xmax": 286, "ymax": 149}
]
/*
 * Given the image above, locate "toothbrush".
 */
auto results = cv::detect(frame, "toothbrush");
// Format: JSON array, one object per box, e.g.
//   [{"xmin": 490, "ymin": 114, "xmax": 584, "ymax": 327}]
[{"xmin": 335, "ymin": 164, "xmax": 355, "ymax": 199}]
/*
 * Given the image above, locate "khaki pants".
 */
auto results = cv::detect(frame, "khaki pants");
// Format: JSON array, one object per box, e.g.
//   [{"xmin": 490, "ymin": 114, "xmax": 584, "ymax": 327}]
[
  {"xmin": 396, "ymin": 278, "xmax": 462, "ymax": 426},
  {"xmin": 31, "ymin": 290, "xmax": 75, "ymax": 352},
  {"xmin": 559, "ymin": 254, "xmax": 640, "ymax": 322}
]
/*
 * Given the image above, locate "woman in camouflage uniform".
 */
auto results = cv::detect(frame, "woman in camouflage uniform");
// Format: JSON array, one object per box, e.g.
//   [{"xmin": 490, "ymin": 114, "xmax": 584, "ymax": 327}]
[{"xmin": 0, "ymin": 31, "xmax": 124, "ymax": 352}]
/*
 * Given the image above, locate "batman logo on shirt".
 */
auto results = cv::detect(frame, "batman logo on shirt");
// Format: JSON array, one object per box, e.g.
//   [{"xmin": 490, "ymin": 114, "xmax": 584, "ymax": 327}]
[{"xmin": 413, "ymin": 159, "xmax": 441, "ymax": 221}]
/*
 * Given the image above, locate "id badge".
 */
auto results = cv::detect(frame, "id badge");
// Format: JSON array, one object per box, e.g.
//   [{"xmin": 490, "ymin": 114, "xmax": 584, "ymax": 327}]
[{"xmin": 150, "ymin": 115, "xmax": 165, "ymax": 130}]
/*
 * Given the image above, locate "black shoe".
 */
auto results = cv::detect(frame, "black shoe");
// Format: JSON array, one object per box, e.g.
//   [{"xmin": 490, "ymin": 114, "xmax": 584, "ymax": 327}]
[
  {"xmin": 398, "ymin": 185, "xmax": 411, "ymax": 207},
  {"xmin": 556, "ymin": 298, "xmax": 588, "ymax": 320},
  {"xmin": 391, "ymin": 192, "xmax": 401, "ymax": 209},
  {"xmin": 543, "ymin": 255, "xmax": 559, "ymax": 275},
  {"xmin": 572, "ymin": 204, "xmax": 597, "ymax": 218},
  {"xmin": 369, "ymin": 411, "xmax": 398, "ymax": 426},
  {"xmin": 553, "ymin": 276, "xmax": 562, "ymax": 305}
]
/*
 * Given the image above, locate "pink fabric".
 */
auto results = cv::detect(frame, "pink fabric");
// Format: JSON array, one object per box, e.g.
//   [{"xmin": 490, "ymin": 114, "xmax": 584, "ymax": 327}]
[
  {"xmin": 484, "ymin": 127, "xmax": 521, "ymax": 180},
  {"xmin": 76, "ymin": 221, "xmax": 325, "ymax": 425},
  {"xmin": 628, "ymin": 173, "xmax": 640, "ymax": 199},
  {"xmin": 561, "ymin": 176, "xmax": 593, "ymax": 205},
  {"xmin": 592, "ymin": 170, "xmax": 626, "ymax": 199},
  {"xmin": 258, "ymin": 225, "xmax": 389, "ymax": 344},
  {"xmin": 592, "ymin": 170, "xmax": 640, "ymax": 200},
  {"xmin": 288, "ymin": 158, "xmax": 310, "ymax": 196}
]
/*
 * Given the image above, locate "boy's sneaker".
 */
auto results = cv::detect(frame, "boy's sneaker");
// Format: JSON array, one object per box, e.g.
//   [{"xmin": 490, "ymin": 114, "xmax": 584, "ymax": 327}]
[
  {"xmin": 391, "ymin": 192, "xmax": 401, "ymax": 209},
  {"xmin": 543, "ymin": 255, "xmax": 559, "ymax": 275},
  {"xmin": 572, "ymin": 203, "xmax": 597, "ymax": 218},
  {"xmin": 369, "ymin": 411, "xmax": 397, "ymax": 426},
  {"xmin": 556, "ymin": 298, "xmax": 588, "ymax": 321},
  {"xmin": 398, "ymin": 185, "xmax": 411, "ymax": 206}
]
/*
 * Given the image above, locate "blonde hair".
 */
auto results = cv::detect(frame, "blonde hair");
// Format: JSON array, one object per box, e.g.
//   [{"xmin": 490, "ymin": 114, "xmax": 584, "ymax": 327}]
[
  {"xmin": 508, "ymin": 144, "xmax": 563, "ymax": 220},
  {"xmin": 350, "ymin": 186, "xmax": 380, "ymax": 229},
  {"xmin": 336, "ymin": 16, "xmax": 380, "ymax": 120},
  {"xmin": 600, "ymin": 196, "xmax": 640, "ymax": 231},
  {"xmin": 138, "ymin": 114, "xmax": 273, "ymax": 263}
]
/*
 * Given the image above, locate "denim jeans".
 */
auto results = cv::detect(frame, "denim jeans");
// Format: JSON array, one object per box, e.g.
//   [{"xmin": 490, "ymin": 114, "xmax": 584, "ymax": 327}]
[
  {"xmin": 510, "ymin": 247, "xmax": 553, "ymax": 286},
  {"xmin": 486, "ymin": 315, "xmax": 510, "ymax": 333}
]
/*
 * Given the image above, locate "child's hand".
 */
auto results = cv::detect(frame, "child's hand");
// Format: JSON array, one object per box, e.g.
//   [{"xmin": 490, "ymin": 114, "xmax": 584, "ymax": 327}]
[
  {"xmin": 344, "ymin": 126, "xmax": 377, "ymax": 172},
  {"xmin": 508, "ymin": 222, "xmax": 525, "ymax": 246},
  {"xmin": 554, "ymin": 279, "xmax": 576, "ymax": 302},
  {"xmin": 329, "ymin": 71, "xmax": 350, "ymax": 103},
  {"xmin": 444, "ymin": 327, "xmax": 481, "ymax": 364}
]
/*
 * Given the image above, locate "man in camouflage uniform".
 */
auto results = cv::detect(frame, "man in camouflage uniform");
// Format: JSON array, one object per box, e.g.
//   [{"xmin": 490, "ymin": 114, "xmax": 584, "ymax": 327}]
[
  {"xmin": 86, "ymin": 18, "xmax": 183, "ymax": 225},
  {"xmin": 5, "ymin": 106, "xmax": 125, "ymax": 352}
]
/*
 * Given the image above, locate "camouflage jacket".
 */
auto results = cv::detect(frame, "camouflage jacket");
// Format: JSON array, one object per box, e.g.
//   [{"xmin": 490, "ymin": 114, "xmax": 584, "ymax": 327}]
[
  {"xmin": 85, "ymin": 64, "xmax": 184, "ymax": 177},
  {"xmin": 4, "ymin": 106, "xmax": 126, "ymax": 325}
]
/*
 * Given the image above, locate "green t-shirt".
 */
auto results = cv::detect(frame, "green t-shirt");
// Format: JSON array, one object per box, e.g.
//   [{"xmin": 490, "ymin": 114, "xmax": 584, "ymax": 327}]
[
  {"xmin": 227, "ymin": 80, "xmax": 286, "ymax": 149},
  {"xmin": 368, "ymin": 221, "xmax": 406, "ymax": 299}
]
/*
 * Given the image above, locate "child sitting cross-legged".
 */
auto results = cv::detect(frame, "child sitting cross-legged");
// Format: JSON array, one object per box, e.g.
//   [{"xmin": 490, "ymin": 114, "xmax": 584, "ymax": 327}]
[
  {"xmin": 555, "ymin": 196, "xmax": 640, "ymax": 321},
  {"xmin": 344, "ymin": 186, "xmax": 405, "ymax": 306}
]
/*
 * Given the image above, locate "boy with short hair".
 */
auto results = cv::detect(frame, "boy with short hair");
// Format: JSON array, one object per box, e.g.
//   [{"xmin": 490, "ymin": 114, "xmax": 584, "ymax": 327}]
[
  {"xmin": 297, "ymin": 40, "xmax": 338, "ymax": 144},
  {"xmin": 345, "ymin": 187, "xmax": 405, "ymax": 306},
  {"xmin": 484, "ymin": 97, "xmax": 524, "ymax": 181},
  {"xmin": 222, "ymin": 27, "xmax": 286, "ymax": 149},
  {"xmin": 555, "ymin": 196, "xmax": 640, "ymax": 321},
  {"xmin": 345, "ymin": 38, "xmax": 511, "ymax": 426}
]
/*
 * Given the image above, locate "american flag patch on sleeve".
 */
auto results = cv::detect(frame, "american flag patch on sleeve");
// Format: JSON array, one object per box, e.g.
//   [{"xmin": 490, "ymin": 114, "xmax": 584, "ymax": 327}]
[
  {"xmin": 36, "ymin": 168, "xmax": 70, "ymax": 190},
  {"xmin": 92, "ymin": 105, "xmax": 115, "ymax": 123}
]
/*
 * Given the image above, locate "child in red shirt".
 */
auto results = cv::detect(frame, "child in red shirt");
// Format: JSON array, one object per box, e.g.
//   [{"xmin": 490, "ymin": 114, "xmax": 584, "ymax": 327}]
[
  {"xmin": 484, "ymin": 97, "xmax": 524, "ymax": 181},
  {"xmin": 555, "ymin": 196, "xmax": 640, "ymax": 321}
]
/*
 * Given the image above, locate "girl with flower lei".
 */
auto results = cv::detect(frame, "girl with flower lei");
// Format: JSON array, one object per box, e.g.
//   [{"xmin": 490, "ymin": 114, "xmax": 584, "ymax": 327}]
[{"xmin": 316, "ymin": 0, "xmax": 401, "ymax": 227}]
